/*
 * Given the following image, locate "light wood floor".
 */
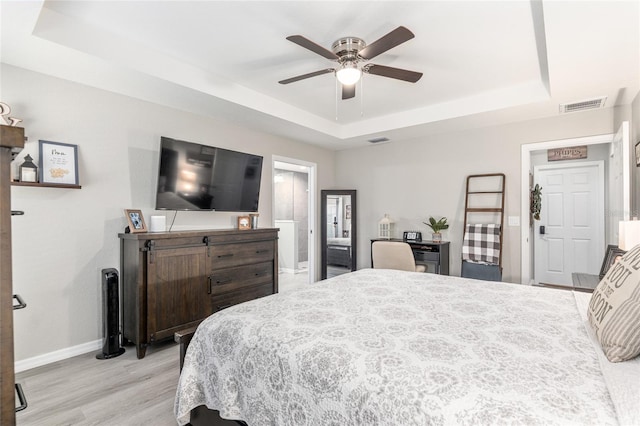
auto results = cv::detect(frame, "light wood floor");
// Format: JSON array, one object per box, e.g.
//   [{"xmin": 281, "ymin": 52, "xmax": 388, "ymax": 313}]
[
  {"xmin": 15, "ymin": 275, "xmax": 309, "ymax": 425},
  {"xmin": 16, "ymin": 340, "xmax": 180, "ymax": 425}
]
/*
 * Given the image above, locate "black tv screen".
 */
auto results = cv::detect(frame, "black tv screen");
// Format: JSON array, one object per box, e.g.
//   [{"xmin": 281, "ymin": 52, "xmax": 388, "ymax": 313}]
[{"xmin": 155, "ymin": 137, "xmax": 263, "ymax": 212}]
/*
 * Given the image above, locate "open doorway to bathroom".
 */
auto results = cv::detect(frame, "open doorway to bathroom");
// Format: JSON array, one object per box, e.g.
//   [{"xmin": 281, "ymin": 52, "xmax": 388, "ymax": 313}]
[{"xmin": 273, "ymin": 157, "xmax": 316, "ymax": 292}]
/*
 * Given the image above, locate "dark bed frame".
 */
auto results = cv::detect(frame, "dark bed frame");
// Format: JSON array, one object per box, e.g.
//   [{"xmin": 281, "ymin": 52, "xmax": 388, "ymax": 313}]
[{"xmin": 175, "ymin": 328, "xmax": 247, "ymax": 426}]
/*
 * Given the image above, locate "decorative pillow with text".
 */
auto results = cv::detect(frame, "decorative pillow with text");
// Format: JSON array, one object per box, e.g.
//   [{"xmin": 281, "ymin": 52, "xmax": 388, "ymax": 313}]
[{"xmin": 588, "ymin": 244, "xmax": 640, "ymax": 362}]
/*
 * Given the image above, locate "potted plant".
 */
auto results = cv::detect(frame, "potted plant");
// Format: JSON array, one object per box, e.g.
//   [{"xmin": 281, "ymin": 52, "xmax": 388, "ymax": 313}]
[{"xmin": 424, "ymin": 216, "xmax": 448, "ymax": 242}]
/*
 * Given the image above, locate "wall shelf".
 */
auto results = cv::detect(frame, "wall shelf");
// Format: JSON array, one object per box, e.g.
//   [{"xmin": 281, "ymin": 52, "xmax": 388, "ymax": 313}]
[{"xmin": 11, "ymin": 181, "xmax": 81, "ymax": 189}]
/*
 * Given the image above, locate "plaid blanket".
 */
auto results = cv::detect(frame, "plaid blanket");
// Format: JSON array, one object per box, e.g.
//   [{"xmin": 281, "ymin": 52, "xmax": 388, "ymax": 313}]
[{"xmin": 462, "ymin": 224, "xmax": 501, "ymax": 265}]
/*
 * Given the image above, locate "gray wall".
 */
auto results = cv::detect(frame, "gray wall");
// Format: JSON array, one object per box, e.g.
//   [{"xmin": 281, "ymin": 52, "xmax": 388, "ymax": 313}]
[
  {"xmin": 4, "ymin": 64, "xmax": 335, "ymax": 364},
  {"xmin": 335, "ymin": 107, "xmax": 619, "ymax": 283}
]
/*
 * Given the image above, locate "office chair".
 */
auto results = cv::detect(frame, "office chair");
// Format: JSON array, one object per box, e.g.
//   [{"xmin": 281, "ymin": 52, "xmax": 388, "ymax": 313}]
[{"xmin": 372, "ymin": 241, "xmax": 427, "ymax": 272}]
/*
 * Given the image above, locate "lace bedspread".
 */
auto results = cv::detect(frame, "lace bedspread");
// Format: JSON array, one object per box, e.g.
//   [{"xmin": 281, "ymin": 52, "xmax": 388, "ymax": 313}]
[{"xmin": 176, "ymin": 269, "xmax": 626, "ymax": 425}]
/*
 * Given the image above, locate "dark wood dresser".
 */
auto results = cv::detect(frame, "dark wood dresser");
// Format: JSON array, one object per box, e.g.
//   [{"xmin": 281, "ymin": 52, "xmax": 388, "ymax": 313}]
[{"xmin": 119, "ymin": 228, "xmax": 278, "ymax": 358}]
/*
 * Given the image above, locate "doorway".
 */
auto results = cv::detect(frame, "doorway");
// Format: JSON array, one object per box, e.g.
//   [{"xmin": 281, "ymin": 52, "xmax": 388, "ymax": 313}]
[
  {"xmin": 272, "ymin": 157, "xmax": 316, "ymax": 291},
  {"xmin": 533, "ymin": 161, "xmax": 604, "ymax": 286},
  {"xmin": 520, "ymin": 122, "xmax": 629, "ymax": 285}
]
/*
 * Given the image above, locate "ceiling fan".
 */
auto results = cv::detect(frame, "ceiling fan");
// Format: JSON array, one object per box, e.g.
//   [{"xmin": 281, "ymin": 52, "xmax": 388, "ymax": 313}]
[{"xmin": 278, "ymin": 26, "xmax": 423, "ymax": 100}]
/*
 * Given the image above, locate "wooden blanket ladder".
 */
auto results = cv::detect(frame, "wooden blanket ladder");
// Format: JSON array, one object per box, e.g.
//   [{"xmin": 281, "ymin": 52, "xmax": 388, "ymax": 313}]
[{"xmin": 462, "ymin": 173, "xmax": 506, "ymax": 276}]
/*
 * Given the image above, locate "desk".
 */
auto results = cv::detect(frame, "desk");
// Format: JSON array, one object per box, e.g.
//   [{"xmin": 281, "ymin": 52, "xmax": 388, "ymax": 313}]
[{"xmin": 371, "ymin": 239, "xmax": 450, "ymax": 275}]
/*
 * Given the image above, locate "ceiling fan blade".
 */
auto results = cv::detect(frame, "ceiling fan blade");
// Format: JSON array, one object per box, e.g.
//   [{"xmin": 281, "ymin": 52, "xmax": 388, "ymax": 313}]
[
  {"xmin": 278, "ymin": 68, "xmax": 335, "ymax": 84},
  {"xmin": 342, "ymin": 84, "xmax": 356, "ymax": 100},
  {"xmin": 364, "ymin": 64, "xmax": 422, "ymax": 83},
  {"xmin": 358, "ymin": 26, "xmax": 415, "ymax": 60},
  {"xmin": 286, "ymin": 35, "xmax": 339, "ymax": 60}
]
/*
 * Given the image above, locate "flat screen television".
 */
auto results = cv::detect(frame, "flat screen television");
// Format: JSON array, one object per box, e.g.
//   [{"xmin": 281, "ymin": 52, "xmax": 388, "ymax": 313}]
[{"xmin": 155, "ymin": 137, "xmax": 263, "ymax": 212}]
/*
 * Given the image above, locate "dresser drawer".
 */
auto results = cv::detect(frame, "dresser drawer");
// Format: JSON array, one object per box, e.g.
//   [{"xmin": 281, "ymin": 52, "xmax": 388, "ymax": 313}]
[
  {"xmin": 414, "ymin": 250, "xmax": 440, "ymax": 262},
  {"xmin": 212, "ymin": 282, "xmax": 274, "ymax": 312},
  {"xmin": 210, "ymin": 240, "xmax": 274, "ymax": 269},
  {"xmin": 210, "ymin": 261, "xmax": 273, "ymax": 295}
]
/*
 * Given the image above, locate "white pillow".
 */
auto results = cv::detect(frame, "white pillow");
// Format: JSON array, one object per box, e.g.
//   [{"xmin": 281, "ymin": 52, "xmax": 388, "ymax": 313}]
[{"xmin": 587, "ymin": 244, "xmax": 640, "ymax": 362}]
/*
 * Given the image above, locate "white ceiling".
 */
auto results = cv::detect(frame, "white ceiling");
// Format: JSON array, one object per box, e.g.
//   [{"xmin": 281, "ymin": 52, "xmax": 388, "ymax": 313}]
[{"xmin": 1, "ymin": 1, "xmax": 639, "ymax": 150}]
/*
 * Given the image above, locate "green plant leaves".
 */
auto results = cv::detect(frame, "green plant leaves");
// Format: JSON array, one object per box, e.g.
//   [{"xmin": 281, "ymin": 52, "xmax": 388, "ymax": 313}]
[{"xmin": 423, "ymin": 216, "xmax": 449, "ymax": 232}]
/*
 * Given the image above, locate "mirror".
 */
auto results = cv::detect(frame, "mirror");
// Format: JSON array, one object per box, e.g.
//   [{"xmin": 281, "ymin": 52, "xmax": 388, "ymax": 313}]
[{"xmin": 321, "ymin": 190, "xmax": 357, "ymax": 279}]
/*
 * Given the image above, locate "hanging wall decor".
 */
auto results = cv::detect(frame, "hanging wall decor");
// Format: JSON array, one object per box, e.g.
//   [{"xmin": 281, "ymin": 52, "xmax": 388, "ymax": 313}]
[
  {"xmin": 548, "ymin": 145, "xmax": 587, "ymax": 161},
  {"xmin": 530, "ymin": 183, "xmax": 542, "ymax": 222}
]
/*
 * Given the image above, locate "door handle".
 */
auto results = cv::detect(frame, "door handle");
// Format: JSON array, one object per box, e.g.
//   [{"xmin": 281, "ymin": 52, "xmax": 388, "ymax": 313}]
[{"xmin": 539, "ymin": 225, "xmax": 545, "ymax": 235}]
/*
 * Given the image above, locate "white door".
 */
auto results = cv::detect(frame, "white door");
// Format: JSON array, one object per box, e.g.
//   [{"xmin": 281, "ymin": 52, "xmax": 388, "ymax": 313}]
[{"xmin": 534, "ymin": 161, "xmax": 604, "ymax": 286}]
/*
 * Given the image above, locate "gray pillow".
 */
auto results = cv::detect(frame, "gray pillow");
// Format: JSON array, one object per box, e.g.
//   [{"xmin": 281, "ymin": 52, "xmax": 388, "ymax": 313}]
[{"xmin": 587, "ymin": 244, "xmax": 640, "ymax": 362}]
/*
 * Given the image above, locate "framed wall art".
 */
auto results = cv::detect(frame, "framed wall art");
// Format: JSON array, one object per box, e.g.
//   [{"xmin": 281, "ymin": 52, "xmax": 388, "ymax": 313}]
[
  {"xmin": 39, "ymin": 140, "xmax": 79, "ymax": 185},
  {"xmin": 125, "ymin": 209, "xmax": 147, "ymax": 233},
  {"xmin": 599, "ymin": 244, "xmax": 626, "ymax": 279}
]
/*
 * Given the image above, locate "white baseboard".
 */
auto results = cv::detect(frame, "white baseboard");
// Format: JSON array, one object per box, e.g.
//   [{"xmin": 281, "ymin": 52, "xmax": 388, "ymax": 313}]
[
  {"xmin": 15, "ymin": 339, "xmax": 102, "ymax": 373},
  {"xmin": 279, "ymin": 268, "xmax": 300, "ymax": 274}
]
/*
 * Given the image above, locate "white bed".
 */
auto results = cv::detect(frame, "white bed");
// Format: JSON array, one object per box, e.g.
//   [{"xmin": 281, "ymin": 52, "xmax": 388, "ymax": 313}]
[{"xmin": 175, "ymin": 269, "xmax": 640, "ymax": 425}]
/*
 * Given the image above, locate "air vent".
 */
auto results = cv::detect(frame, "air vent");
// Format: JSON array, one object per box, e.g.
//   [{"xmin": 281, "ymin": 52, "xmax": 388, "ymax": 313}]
[
  {"xmin": 559, "ymin": 97, "xmax": 607, "ymax": 114},
  {"xmin": 367, "ymin": 137, "xmax": 390, "ymax": 144}
]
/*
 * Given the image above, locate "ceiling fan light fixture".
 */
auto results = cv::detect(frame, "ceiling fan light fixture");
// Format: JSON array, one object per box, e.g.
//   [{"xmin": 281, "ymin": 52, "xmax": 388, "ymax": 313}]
[
  {"xmin": 336, "ymin": 63, "xmax": 361, "ymax": 85},
  {"xmin": 281, "ymin": 27, "xmax": 420, "ymax": 98}
]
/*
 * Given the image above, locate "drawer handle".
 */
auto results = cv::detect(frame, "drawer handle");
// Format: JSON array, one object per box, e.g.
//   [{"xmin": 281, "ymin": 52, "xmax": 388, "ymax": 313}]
[
  {"xmin": 254, "ymin": 271, "xmax": 267, "ymax": 277},
  {"xmin": 217, "ymin": 253, "xmax": 234, "ymax": 259},
  {"xmin": 255, "ymin": 249, "xmax": 269, "ymax": 254},
  {"xmin": 217, "ymin": 304, "xmax": 232, "ymax": 311},
  {"xmin": 215, "ymin": 278, "xmax": 232, "ymax": 285}
]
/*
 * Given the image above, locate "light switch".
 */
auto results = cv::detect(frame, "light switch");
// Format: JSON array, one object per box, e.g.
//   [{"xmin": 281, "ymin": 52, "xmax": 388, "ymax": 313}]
[{"xmin": 508, "ymin": 216, "xmax": 520, "ymax": 227}]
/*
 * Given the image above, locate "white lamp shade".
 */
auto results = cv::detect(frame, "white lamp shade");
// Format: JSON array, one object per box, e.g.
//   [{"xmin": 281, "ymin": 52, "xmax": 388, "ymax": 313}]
[
  {"xmin": 618, "ymin": 220, "xmax": 640, "ymax": 250},
  {"xmin": 336, "ymin": 66, "xmax": 361, "ymax": 85}
]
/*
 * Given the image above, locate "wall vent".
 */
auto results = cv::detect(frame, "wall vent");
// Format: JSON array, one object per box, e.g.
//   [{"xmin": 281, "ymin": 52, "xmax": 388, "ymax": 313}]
[
  {"xmin": 367, "ymin": 137, "xmax": 390, "ymax": 144},
  {"xmin": 559, "ymin": 96, "xmax": 607, "ymax": 114}
]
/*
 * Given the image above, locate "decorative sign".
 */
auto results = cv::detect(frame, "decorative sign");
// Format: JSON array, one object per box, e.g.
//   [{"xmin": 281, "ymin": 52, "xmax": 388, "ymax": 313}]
[
  {"xmin": 548, "ymin": 145, "xmax": 587, "ymax": 161},
  {"xmin": 0, "ymin": 101, "xmax": 23, "ymax": 126},
  {"xmin": 38, "ymin": 140, "xmax": 79, "ymax": 185}
]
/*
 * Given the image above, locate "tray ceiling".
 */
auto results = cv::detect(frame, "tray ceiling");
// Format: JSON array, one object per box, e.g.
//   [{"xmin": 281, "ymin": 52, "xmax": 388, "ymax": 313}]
[{"xmin": 1, "ymin": 1, "xmax": 638, "ymax": 149}]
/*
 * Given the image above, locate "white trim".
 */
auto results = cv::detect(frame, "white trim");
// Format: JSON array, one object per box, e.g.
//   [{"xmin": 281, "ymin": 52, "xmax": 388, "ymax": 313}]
[
  {"xmin": 616, "ymin": 122, "xmax": 631, "ymax": 220},
  {"xmin": 521, "ymin": 133, "xmax": 615, "ymax": 285},
  {"xmin": 272, "ymin": 155, "xmax": 317, "ymax": 283},
  {"xmin": 15, "ymin": 339, "xmax": 101, "ymax": 373}
]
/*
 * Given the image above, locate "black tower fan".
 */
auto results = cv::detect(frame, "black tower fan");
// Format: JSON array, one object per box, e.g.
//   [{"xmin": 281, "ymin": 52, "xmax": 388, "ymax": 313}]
[{"xmin": 96, "ymin": 268, "xmax": 125, "ymax": 359}]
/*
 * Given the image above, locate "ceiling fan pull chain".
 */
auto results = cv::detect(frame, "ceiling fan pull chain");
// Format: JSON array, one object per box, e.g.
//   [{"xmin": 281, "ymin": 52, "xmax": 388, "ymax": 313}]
[
  {"xmin": 335, "ymin": 78, "xmax": 339, "ymax": 121},
  {"xmin": 360, "ymin": 75, "xmax": 364, "ymax": 117}
]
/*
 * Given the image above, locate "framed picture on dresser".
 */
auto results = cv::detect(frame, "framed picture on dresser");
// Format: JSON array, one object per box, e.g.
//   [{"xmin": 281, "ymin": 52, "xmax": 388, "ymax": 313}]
[{"xmin": 124, "ymin": 209, "xmax": 147, "ymax": 233}]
